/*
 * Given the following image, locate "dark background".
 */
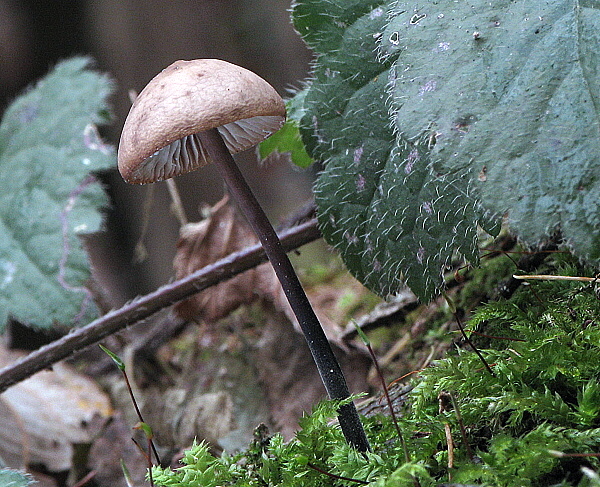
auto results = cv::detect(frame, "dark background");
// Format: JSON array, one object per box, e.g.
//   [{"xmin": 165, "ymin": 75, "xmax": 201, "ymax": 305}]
[{"xmin": 0, "ymin": 0, "xmax": 315, "ymax": 305}]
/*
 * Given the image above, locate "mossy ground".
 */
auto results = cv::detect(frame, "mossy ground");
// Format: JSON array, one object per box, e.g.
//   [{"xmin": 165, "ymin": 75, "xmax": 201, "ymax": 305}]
[{"xmin": 152, "ymin": 245, "xmax": 600, "ymax": 487}]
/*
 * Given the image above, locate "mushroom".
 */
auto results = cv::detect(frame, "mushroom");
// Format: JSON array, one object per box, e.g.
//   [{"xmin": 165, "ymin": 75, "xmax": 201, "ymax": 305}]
[{"xmin": 118, "ymin": 59, "xmax": 370, "ymax": 451}]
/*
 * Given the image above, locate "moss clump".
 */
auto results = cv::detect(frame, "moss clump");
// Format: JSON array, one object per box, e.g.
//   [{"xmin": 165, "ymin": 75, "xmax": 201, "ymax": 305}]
[{"xmin": 152, "ymin": 263, "xmax": 600, "ymax": 487}]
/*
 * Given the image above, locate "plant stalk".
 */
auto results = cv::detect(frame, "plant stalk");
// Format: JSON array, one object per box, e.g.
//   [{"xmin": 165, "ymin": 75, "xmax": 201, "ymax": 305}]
[{"xmin": 199, "ymin": 128, "xmax": 370, "ymax": 452}]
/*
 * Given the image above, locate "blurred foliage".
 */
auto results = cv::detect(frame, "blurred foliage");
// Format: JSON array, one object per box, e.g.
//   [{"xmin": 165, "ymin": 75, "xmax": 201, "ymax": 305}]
[{"xmin": 0, "ymin": 57, "xmax": 115, "ymax": 329}]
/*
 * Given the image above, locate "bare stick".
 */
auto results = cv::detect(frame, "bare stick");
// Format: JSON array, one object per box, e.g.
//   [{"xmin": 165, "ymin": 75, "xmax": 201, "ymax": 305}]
[
  {"xmin": 0, "ymin": 219, "xmax": 320, "ymax": 394},
  {"xmin": 166, "ymin": 179, "xmax": 188, "ymax": 226},
  {"xmin": 513, "ymin": 274, "xmax": 598, "ymax": 282}
]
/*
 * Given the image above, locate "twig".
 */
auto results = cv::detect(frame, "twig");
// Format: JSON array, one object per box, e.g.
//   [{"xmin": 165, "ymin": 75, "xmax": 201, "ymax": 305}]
[
  {"xmin": 166, "ymin": 179, "xmax": 188, "ymax": 226},
  {"xmin": 71, "ymin": 471, "xmax": 96, "ymax": 487},
  {"xmin": 0, "ymin": 219, "xmax": 320, "ymax": 393},
  {"xmin": 443, "ymin": 422, "xmax": 454, "ymax": 471},
  {"xmin": 549, "ymin": 450, "xmax": 600, "ymax": 458},
  {"xmin": 439, "ymin": 392, "xmax": 455, "ymax": 472},
  {"xmin": 133, "ymin": 184, "xmax": 155, "ymax": 263},
  {"xmin": 493, "ymin": 239, "xmax": 560, "ymax": 300},
  {"xmin": 307, "ymin": 462, "xmax": 369, "ymax": 485},
  {"xmin": 449, "ymin": 391, "xmax": 473, "ymax": 462},
  {"xmin": 513, "ymin": 274, "xmax": 598, "ymax": 282},
  {"xmin": 443, "ymin": 293, "xmax": 495, "ymax": 377}
]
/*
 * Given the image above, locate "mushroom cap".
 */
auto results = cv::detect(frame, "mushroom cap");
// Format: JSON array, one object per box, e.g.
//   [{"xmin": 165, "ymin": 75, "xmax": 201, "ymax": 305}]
[{"xmin": 118, "ymin": 59, "xmax": 286, "ymax": 184}]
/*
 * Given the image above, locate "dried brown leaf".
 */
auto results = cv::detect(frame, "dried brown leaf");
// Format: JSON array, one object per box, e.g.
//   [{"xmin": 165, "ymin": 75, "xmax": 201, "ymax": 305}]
[
  {"xmin": 173, "ymin": 196, "xmax": 380, "ymax": 351},
  {"xmin": 173, "ymin": 196, "xmax": 279, "ymax": 322}
]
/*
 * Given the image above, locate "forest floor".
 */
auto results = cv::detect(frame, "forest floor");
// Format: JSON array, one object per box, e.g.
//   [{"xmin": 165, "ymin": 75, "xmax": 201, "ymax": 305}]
[{"xmin": 1, "ymin": 210, "xmax": 577, "ymax": 487}]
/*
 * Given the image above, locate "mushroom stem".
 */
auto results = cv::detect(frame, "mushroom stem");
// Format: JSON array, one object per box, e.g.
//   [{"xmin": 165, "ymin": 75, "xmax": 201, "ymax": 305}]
[{"xmin": 199, "ymin": 127, "xmax": 370, "ymax": 452}]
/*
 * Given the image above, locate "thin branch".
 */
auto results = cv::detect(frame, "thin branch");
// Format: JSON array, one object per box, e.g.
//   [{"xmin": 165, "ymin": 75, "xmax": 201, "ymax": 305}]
[
  {"xmin": 513, "ymin": 274, "xmax": 598, "ymax": 282},
  {"xmin": 449, "ymin": 391, "xmax": 473, "ymax": 462},
  {"xmin": 307, "ymin": 462, "xmax": 369, "ymax": 485},
  {"xmin": 0, "ymin": 219, "xmax": 320, "ymax": 394},
  {"xmin": 166, "ymin": 178, "xmax": 188, "ymax": 226}
]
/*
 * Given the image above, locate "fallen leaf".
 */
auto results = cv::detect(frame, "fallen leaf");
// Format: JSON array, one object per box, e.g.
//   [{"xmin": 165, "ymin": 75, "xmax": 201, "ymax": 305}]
[
  {"xmin": 162, "ymin": 390, "xmax": 234, "ymax": 447},
  {"xmin": 173, "ymin": 197, "xmax": 376, "ymax": 348},
  {"xmin": 0, "ymin": 346, "xmax": 112, "ymax": 472},
  {"xmin": 138, "ymin": 324, "xmax": 271, "ymax": 453},
  {"xmin": 173, "ymin": 196, "xmax": 279, "ymax": 322}
]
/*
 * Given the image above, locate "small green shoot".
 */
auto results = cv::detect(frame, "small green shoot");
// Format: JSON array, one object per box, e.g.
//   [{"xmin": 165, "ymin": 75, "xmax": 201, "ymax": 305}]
[
  {"xmin": 98, "ymin": 344, "xmax": 125, "ymax": 371},
  {"xmin": 135, "ymin": 421, "xmax": 154, "ymax": 441},
  {"xmin": 99, "ymin": 344, "xmax": 161, "ymax": 468},
  {"xmin": 120, "ymin": 459, "xmax": 134, "ymax": 487},
  {"xmin": 352, "ymin": 321, "xmax": 371, "ymax": 347},
  {"xmin": 134, "ymin": 422, "xmax": 155, "ymax": 487}
]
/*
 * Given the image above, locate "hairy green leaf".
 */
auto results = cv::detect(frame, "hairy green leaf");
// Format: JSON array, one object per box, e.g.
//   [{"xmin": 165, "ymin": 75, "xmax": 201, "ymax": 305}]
[
  {"xmin": 292, "ymin": 0, "xmax": 385, "ymax": 53},
  {"xmin": 0, "ymin": 57, "xmax": 115, "ymax": 329},
  {"xmin": 295, "ymin": 0, "xmax": 600, "ymax": 301},
  {"xmin": 381, "ymin": 1, "xmax": 600, "ymax": 262},
  {"xmin": 294, "ymin": 0, "xmax": 497, "ymax": 300},
  {"xmin": 0, "ymin": 468, "xmax": 36, "ymax": 486}
]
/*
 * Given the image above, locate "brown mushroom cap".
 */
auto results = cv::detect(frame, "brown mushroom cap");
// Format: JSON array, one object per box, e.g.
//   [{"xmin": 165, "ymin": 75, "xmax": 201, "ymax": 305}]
[{"xmin": 118, "ymin": 59, "xmax": 286, "ymax": 184}]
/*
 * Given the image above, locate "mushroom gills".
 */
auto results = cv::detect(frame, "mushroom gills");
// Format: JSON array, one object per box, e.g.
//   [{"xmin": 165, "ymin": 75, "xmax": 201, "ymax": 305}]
[
  {"xmin": 135, "ymin": 134, "xmax": 208, "ymax": 182},
  {"xmin": 132, "ymin": 115, "xmax": 284, "ymax": 183},
  {"xmin": 218, "ymin": 115, "xmax": 284, "ymax": 153}
]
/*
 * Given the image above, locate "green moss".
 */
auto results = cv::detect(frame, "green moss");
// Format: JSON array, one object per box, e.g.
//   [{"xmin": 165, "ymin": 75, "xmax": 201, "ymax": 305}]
[
  {"xmin": 455, "ymin": 247, "xmax": 518, "ymax": 311},
  {"xmin": 152, "ymin": 268, "xmax": 600, "ymax": 486}
]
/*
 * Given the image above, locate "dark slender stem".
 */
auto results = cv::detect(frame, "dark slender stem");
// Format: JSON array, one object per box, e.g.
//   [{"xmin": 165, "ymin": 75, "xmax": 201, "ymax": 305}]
[
  {"xmin": 449, "ymin": 392, "xmax": 473, "ymax": 462},
  {"xmin": 121, "ymin": 369, "xmax": 161, "ymax": 465},
  {"xmin": 199, "ymin": 128, "xmax": 370, "ymax": 452},
  {"xmin": 454, "ymin": 310, "xmax": 495, "ymax": 377},
  {"xmin": 365, "ymin": 341, "xmax": 409, "ymax": 462}
]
